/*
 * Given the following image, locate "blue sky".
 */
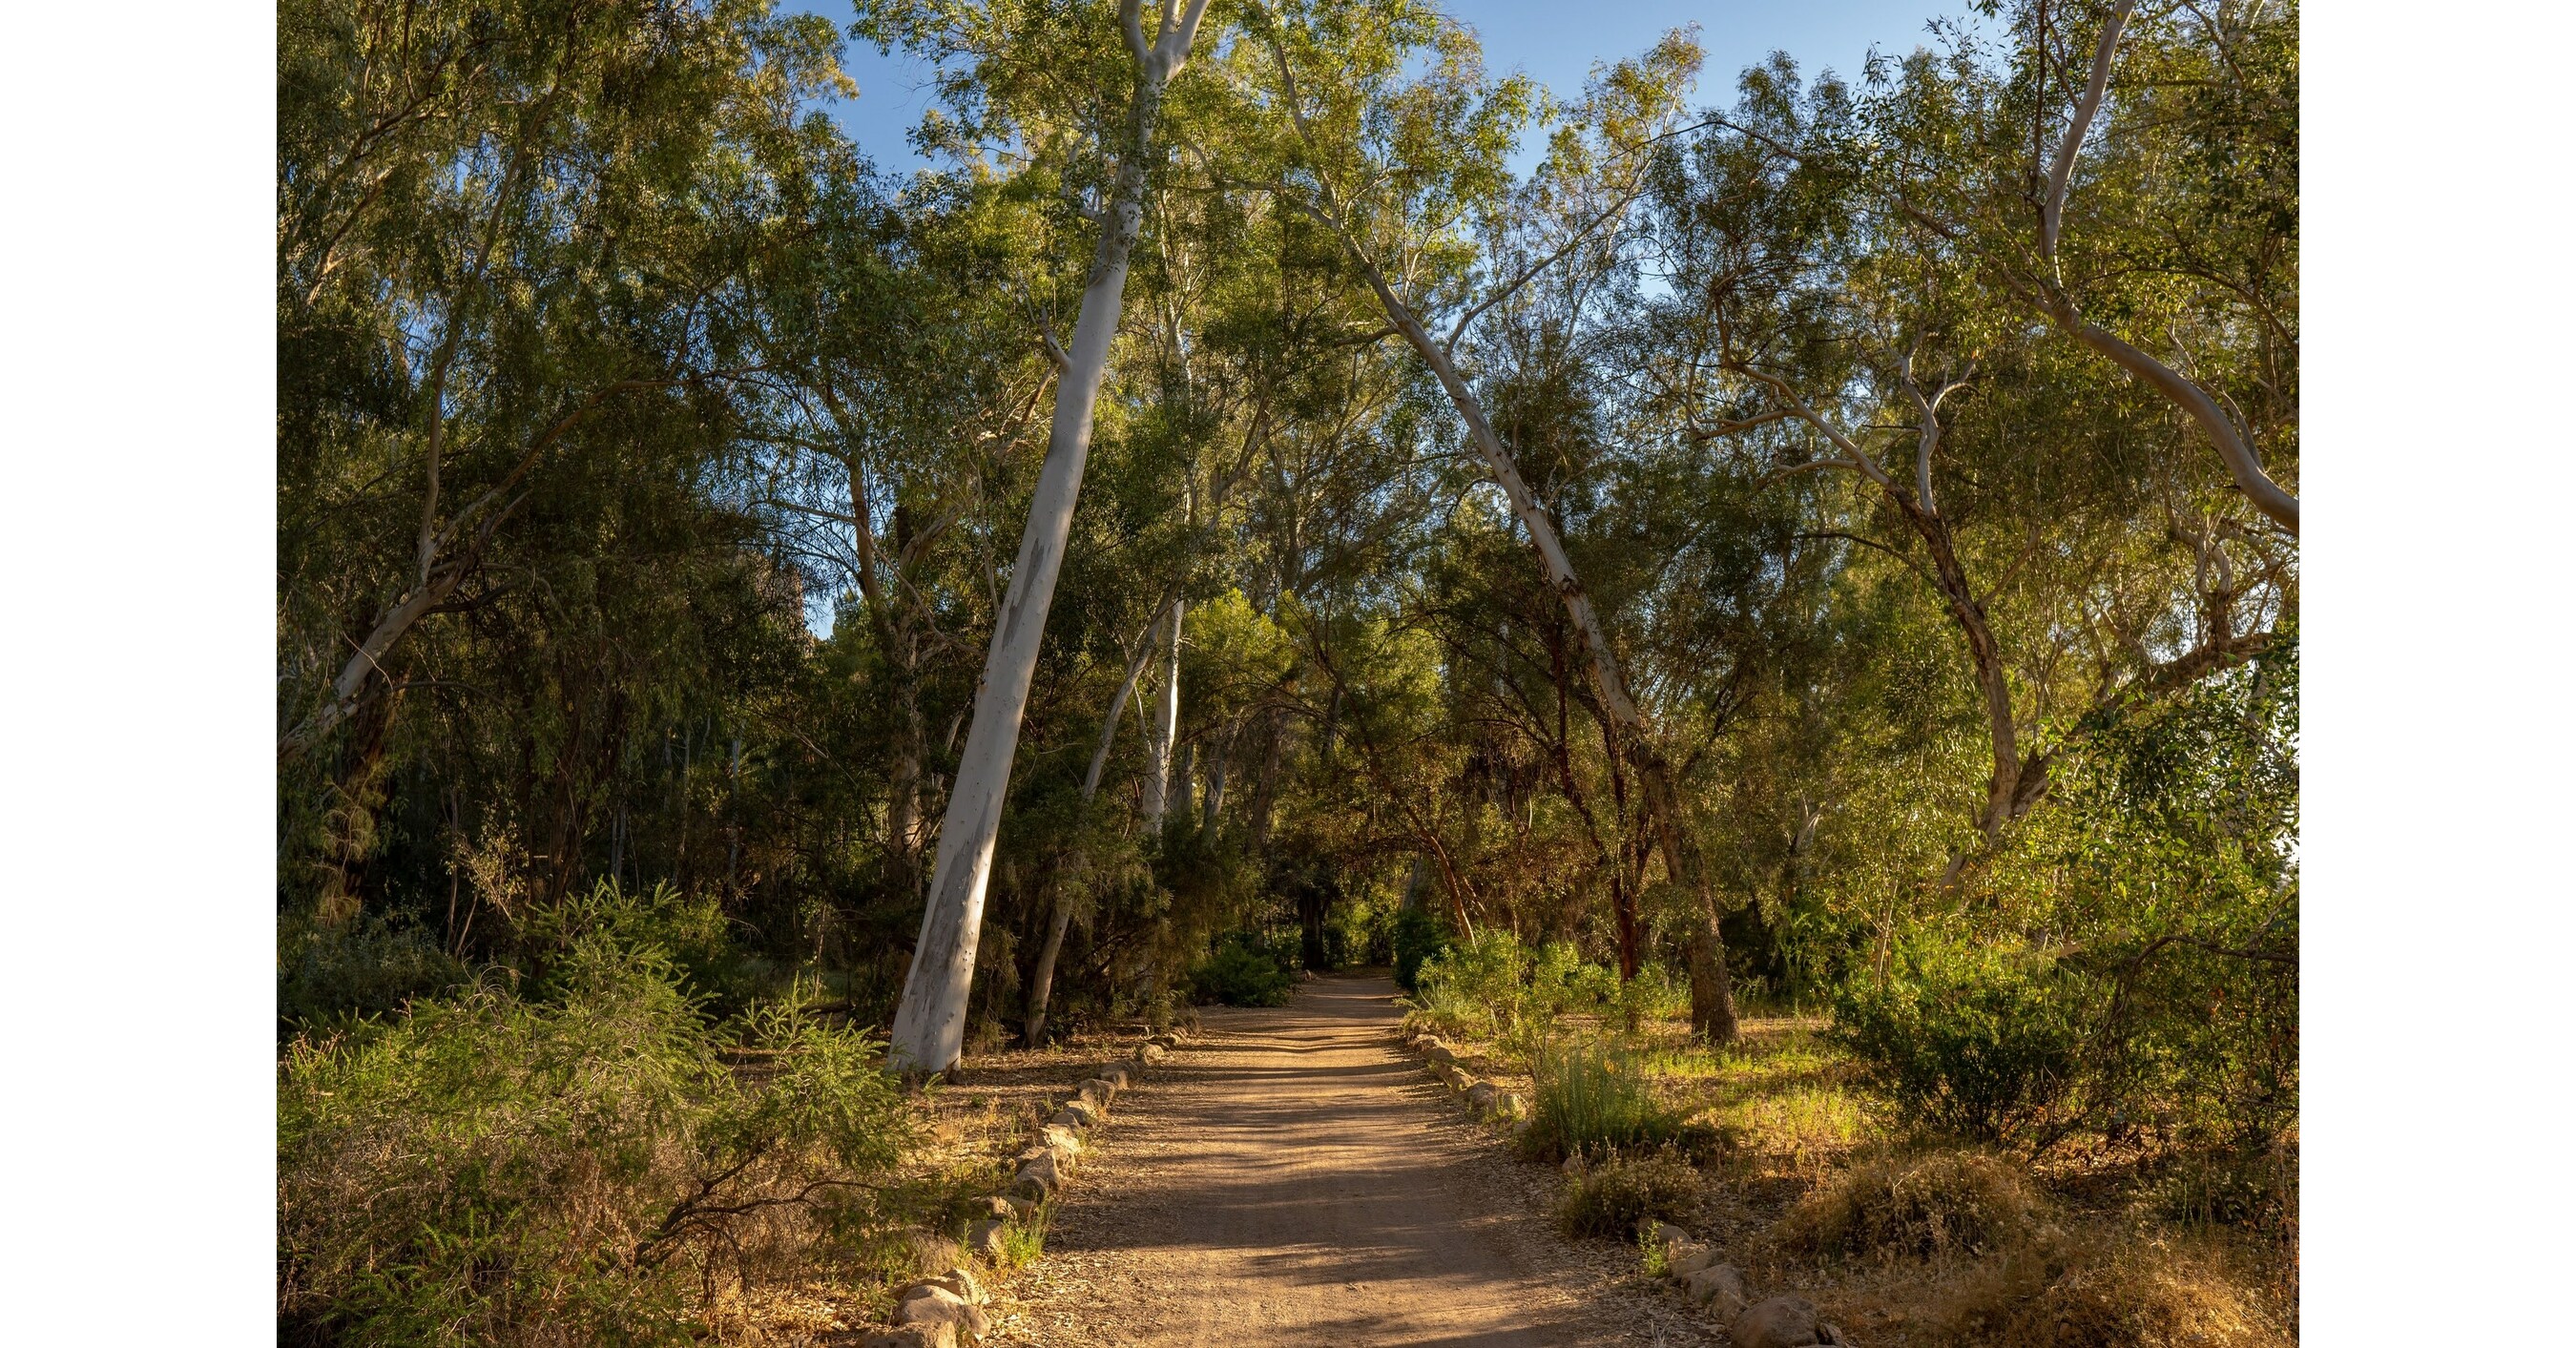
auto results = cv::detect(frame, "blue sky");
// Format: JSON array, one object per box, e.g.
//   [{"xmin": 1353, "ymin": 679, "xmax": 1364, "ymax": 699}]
[{"xmin": 779, "ymin": 1, "xmax": 1982, "ymax": 176}]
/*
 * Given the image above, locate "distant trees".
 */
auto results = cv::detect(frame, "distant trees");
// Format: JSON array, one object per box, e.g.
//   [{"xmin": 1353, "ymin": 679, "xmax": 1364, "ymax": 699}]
[{"xmin": 278, "ymin": 0, "xmax": 2293, "ymax": 1083}]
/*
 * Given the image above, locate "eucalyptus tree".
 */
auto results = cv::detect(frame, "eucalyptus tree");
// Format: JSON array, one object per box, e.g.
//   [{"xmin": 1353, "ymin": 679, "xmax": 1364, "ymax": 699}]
[
  {"xmin": 278, "ymin": 0, "xmax": 856, "ymax": 914},
  {"xmin": 746, "ymin": 175, "xmax": 1057, "ymax": 902},
  {"xmin": 1638, "ymin": 49, "xmax": 2288, "ymax": 879},
  {"xmin": 1869, "ymin": 0, "xmax": 2298, "ymax": 534},
  {"xmin": 1238, "ymin": 3, "xmax": 1748, "ymax": 1038},
  {"xmin": 861, "ymin": 0, "xmax": 1216, "ymax": 1072}
]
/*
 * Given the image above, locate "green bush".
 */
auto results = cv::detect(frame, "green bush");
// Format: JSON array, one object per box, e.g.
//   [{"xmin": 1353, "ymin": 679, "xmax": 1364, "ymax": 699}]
[
  {"xmin": 1522, "ymin": 1039, "xmax": 1695, "ymax": 1162},
  {"xmin": 1556, "ymin": 1146, "xmax": 1701, "ymax": 1238},
  {"xmin": 279, "ymin": 913, "xmax": 468, "ymax": 1030},
  {"xmin": 1391, "ymin": 905, "xmax": 1452, "ymax": 990},
  {"xmin": 1830, "ymin": 941, "xmax": 2083, "ymax": 1143},
  {"xmin": 1188, "ymin": 932, "xmax": 1295, "ymax": 1006},
  {"xmin": 1410, "ymin": 931, "xmax": 1534, "ymax": 1040},
  {"xmin": 279, "ymin": 919, "xmax": 913, "ymax": 1345}
]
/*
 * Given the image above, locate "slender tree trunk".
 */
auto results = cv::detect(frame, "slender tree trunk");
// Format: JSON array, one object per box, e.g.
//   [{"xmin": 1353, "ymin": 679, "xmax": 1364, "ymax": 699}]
[
  {"xmin": 1247, "ymin": 707, "xmax": 1282, "ymax": 855},
  {"xmin": 1142, "ymin": 598, "xmax": 1183, "ymax": 825},
  {"xmin": 1199, "ymin": 728, "xmax": 1229, "ymax": 832},
  {"xmin": 1024, "ymin": 888, "xmax": 1076, "ymax": 1047},
  {"xmin": 1026, "ymin": 595, "xmax": 1176, "ymax": 1047},
  {"xmin": 1171, "ymin": 741, "xmax": 1195, "ymax": 827},
  {"xmin": 1346, "ymin": 255, "xmax": 1739, "ymax": 1041},
  {"xmin": 885, "ymin": 1, "xmax": 1213, "ymax": 1075}
]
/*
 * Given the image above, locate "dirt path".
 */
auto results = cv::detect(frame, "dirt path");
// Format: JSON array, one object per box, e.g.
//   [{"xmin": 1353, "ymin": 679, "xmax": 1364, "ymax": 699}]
[{"xmin": 991, "ymin": 974, "xmax": 1714, "ymax": 1347}]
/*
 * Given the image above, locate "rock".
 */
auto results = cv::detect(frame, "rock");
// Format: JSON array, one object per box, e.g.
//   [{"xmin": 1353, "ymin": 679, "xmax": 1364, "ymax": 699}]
[
  {"xmin": 974, "ymin": 1194, "xmax": 1014, "ymax": 1220},
  {"xmin": 963, "ymin": 1218, "xmax": 1008, "ymax": 1262},
  {"xmin": 1650, "ymin": 1221, "xmax": 1691, "ymax": 1247},
  {"xmin": 1490, "ymin": 1089, "xmax": 1522, "ymax": 1117},
  {"xmin": 1053, "ymin": 1099, "xmax": 1102, "ymax": 1129},
  {"xmin": 1149, "ymin": 1031, "xmax": 1180, "ymax": 1049},
  {"xmin": 936, "ymin": 1264, "xmax": 988, "ymax": 1305},
  {"xmin": 1681, "ymin": 1264, "xmax": 1747, "ymax": 1319},
  {"xmin": 1818, "ymin": 1324, "xmax": 1852, "ymax": 1345},
  {"xmin": 1135, "ymin": 1042, "xmax": 1167, "ymax": 1066},
  {"xmin": 1671, "ymin": 1244, "xmax": 1723, "ymax": 1277},
  {"xmin": 1466, "ymin": 1082, "xmax": 1498, "ymax": 1111},
  {"xmin": 859, "ymin": 1325, "xmax": 954, "ymax": 1348},
  {"xmin": 1012, "ymin": 1153, "xmax": 1062, "ymax": 1198},
  {"xmin": 894, "ymin": 1285, "xmax": 989, "ymax": 1340},
  {"xmin": 1077, "ymin": 1076, "xmax": 1117, "ymax": 1104},
  {"xmin": 1099, "ymin": 1065, "xmax": 1131, "ymax": 1090},
  {"xmin": 1037, "ymin": 1124, "xmax": 1085, "ymax": 1157},
  {"xmin": 1423, "ymin": 1043, "xmax": 1458, "ymax": 1065},
  {"xmin": 1003, "ymin": 1194, "xmax": 1038, "ymax": 1220},
  {"xmin": 1732, "ymin": 1296, "xmax": 1824, "ymax": 1348}
]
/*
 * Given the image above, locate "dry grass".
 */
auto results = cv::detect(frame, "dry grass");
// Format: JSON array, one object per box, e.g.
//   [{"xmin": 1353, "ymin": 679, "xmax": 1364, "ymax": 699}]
[
  {"xmin": 1925, "ymin": 1229, "xmax": 2292, "ymax": 1348},
  {"xmin": 1775, "ymin": 1148, "xmax": 2050, "ymax": 1263},
  {"xmin": 1618, "ymin": 1013, "xmax": 2296, "ymax": 1348},
  {"xmin": 707, "ymin": 1027, "xmax": 1155, "ymax": 1344}
]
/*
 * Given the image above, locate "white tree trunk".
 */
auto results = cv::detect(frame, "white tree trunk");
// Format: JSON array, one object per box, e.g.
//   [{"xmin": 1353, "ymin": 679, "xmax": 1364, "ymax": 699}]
[
  {"xmin": 1140, "ymin": 597, "xmax": 1183, "ymax": 826},
  {"xmin": 885, "ymin": 1, "xmax": 1212, "ymax": 1074}
]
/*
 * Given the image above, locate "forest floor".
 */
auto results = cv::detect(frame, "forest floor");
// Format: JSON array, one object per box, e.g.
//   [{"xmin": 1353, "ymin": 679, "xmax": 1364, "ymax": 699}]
[{"xmin": 982, "ymin": 973, "xmax": 1715, "ymax": 1346}]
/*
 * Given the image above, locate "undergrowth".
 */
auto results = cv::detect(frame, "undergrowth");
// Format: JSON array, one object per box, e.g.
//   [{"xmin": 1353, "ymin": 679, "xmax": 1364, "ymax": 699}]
[{"xmin": 277, "ymin": 888, "xmax": 918, "ymax": 1347}]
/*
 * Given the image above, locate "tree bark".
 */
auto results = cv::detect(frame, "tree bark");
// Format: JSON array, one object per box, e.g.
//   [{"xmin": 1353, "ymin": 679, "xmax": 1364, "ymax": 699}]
[
  {"xmin": 886, "ymin": 0, "xmax": 1214, "ymax": 1075},
  {"xmin": 1340, "ymin": 246, "xmax": 1738, "ymax": 1041},
  {"xmin": 1025, "ymin": 597, "xmax": 1174, "ymax": 1047},
  {"xmin": 1141, "ymin": 597, "xmax": 1183, "ymax": 826}
]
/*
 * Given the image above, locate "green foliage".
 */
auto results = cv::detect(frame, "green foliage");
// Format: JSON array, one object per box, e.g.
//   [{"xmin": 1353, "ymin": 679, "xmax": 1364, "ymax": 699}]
[
  {"xmin": 1555, "ymin": 1147, "xmax": 1701, "ymax": 1239},
  {"xmin": 1390, "ymin": 905, "xmax": 1452, "ymax": 990},
  {"xmin": 1523, "ymin": 1039, "xmax": 1694, "ymax": 1163},
  {"xmin": 278, "ymin": 902, "xmax": 913, "ymax": 1345},
  {"xmin": 1409, "ymin": 930, "xmax": 1533, "ymax": 1041},
  {"xmin": 279, "ymin": 914, "xmax": 468, "ymax": 1031},
  {"xmin": 1831, "ymin": 940, "xmax": 2085, "ymax": 1144},
  {"xmin": 1188, "ymin": 931, "xmax": 1297, "ymax": 1007}
]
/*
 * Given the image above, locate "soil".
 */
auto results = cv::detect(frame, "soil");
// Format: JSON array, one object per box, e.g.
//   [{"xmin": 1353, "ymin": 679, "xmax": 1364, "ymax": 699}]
[{"xmin": 985, "ymin": 973, "xmax": 1719, "ymax": 1346}]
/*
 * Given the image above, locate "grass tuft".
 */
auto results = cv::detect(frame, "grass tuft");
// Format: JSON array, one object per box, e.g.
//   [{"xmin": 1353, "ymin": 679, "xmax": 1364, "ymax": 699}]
[
  {"xmin": 1776, "ymin": 1148, "xmax": 2047, "ymax": 1263},
  {"xmin": 1555, "ymin": 1147, "xmax": 1701, "ymax": 1238}
]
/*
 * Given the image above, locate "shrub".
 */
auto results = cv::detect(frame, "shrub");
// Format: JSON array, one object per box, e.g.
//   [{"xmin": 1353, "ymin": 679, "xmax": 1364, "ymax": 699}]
[
  {"xmin": 1188, "ymin": 932, "xmax": 1295, "ymax": 1006},
  {"xmin": 1390, "ymin": 905, "xmax": 1452, "ymax": 991},
  {"xmin": 1933, "ymin": 1234, "xmax": 2284, "ymax": 1348},
  {"xmin": 1410, "ymin": 931, "xmax": 1533, "ymax": 1040},
  {"xmin": 1556, "ymin": 1146, "xmax": 1701, "ymax": 1238},
  {"xmin": 279, "ymin": 913, "xmax": 469, "ymax": 1030},
  {"xmin": 278, "ymin": 925, "xmax": 913, "ymax": 1346},
  {"xmin": 1830, "ymin": 941, "xmax": 2083, "ymax": 1143},
  {"xmin": 1522, "ymin": 1039, "xmax": 1696, "ymax": 1163},
  {"xmin": 1776, "ymin": 1148, "xmax": 2047, "ymax": 1263}
]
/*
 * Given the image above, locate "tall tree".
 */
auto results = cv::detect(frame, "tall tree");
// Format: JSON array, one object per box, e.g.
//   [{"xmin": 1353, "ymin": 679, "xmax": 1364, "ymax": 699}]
[{"xmin": 873, "ymin": 0, "xmax": 1215, "ymax": 1073}]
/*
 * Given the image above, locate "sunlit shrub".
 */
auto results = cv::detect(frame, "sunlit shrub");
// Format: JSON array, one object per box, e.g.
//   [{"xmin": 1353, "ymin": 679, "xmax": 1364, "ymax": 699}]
[
  {"xmin": 1831, "ymin": 941, "xmax": 2083, "ymax": 1143},
  {"xmin": 1556, "ymin": 1146, "xmax": 1701, "ymax": 1238},
  {"xmin": 278, "ymin": 914, "xmax": 912, "ymax": 1345},
  {"xmin": 1522, "ymin": 1038, "xmax": 1699, "ymax": 1162},
  {"xmin": 1776, "ymin": 1148, "xmax": 2047, "ymax": 1262}
]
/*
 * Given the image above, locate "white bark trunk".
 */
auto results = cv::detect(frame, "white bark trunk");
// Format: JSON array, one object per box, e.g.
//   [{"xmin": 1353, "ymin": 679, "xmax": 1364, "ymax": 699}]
[
  {"xmin": 885, "ymin": 1, "xmax": 1211, "ymax": 1074},
  {"xmin": 1141, "ymin": 597, "xmax": 1183, "ymax": 826}
]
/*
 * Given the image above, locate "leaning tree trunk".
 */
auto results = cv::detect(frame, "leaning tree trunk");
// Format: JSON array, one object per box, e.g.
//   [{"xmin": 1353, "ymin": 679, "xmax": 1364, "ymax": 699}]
[
  {"xmin": 1140, "ymin": 597, "xmax": 1183, "ymax": 826},
  {"xmin": 887, "ymin": 2, "xmax": 1213, "ymax": 1075},
  {"xmin": 1347, "ymin": 257, "xmax": 1740, "ymax": 1042}
]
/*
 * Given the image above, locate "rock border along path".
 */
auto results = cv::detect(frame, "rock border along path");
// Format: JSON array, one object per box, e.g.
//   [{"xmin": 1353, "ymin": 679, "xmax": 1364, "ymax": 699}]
[
  {"xmin": 982, "ymin": 973, "xmax": 1720, "ymax": 1347},
  {"xmin": 1399, "ymin": 1030, "xmax": 1857, "ymax": 1348},
  {"xmin": 859, "ymin": 1034, "xmax": 1184, "ymax": 1348}
]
